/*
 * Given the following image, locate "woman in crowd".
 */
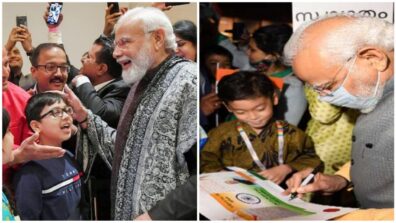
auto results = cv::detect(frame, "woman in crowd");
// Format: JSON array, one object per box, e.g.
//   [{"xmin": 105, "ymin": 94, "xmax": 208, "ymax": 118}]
[{"xmin": 248, "ymin": 24, "xmax": 307, "ymax": 126}]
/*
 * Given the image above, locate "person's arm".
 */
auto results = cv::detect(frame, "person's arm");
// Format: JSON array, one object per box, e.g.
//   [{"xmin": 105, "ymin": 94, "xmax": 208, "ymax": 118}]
[
  {"xmin": 4, "ymin": 27, "xmax": 22, "ymax": 51},
  {"xmin": 18, "ymin": 25, "xmax": 34, "ymax": 55},
  {"xmin": 335, "ymin": 161, "xmax": 351, "ymax": 181},
  {"xmin": 142, "ymin": 175, "xmax": 197, "ymax": 220},
  {"xmin": 8, "ymin": 132, "xmax": 65, "ymax": 166},
  {"xmin": 63, "ymin": 85, "xmax": 117, "ymax": 168},
  {"xmin": 200, "ymin": 129, "xmax": 225, "ymax": 173},
  {"xmin": 43, "ymin": 4, "xmax": 63, "ymax": 44},
  {"xmin": 103, "ymin": 4, "xmax": 127, "ymax": 37},
  {"xmin": 72, "ymin": 76, "xmax": 129, "ymax": 128},
  {"xmin": 13, "ymin": 166, "xmax": 43, "ymax": 220}
]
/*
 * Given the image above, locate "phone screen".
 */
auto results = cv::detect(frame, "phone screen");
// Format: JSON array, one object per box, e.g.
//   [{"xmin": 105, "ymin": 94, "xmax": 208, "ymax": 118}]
[
  {"xmin": 16, "ymin": 16, "xmax": 27, "ymax": 27},
  {"xmin": 47, "ymin": 2, "xmax": 63, "ymax": 25},
  {"xmin": 107, "ymin": 2, "xmax": 119, "ymax": 14}
]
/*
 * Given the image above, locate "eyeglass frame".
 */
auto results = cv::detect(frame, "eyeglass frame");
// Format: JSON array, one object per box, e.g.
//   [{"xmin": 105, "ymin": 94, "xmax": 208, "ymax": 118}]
[
  {"xmin": 113, "ymin": 30, "xmax": 155, "ymax": 49},
  {"xmin": 306, "ymin": 56, "xmax": 355, "ymax": 96},
  {"xmin": 39, "ymin": 106, "xmax": 74, "ymax": 120},
  {"xmin": 36, "ymin": 63, "xmax": 71, "ymax": 74}
]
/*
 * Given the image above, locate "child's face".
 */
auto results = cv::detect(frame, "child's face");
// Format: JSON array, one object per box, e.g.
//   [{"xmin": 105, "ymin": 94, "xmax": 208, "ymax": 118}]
[
  {"xmin": 2, "ymin": 128, "xmax": 14, "ymax": 164},
  {"xmin": 32, "ymin": 101, "xmax": 73, "ymax": 146},
  {"xmin": 226, "ymin": 96, "xmax": 277, "ymax": 133},
  {"xmin": 205, "ymin": 54, "xmax": 232, "ymax": 77}
]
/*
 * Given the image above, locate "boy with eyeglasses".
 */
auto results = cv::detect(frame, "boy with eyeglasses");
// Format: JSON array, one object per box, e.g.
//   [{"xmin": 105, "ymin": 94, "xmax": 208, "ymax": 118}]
[{"xmin": 13, "ymin": 92, "xmax": 82, "ymax": 220}]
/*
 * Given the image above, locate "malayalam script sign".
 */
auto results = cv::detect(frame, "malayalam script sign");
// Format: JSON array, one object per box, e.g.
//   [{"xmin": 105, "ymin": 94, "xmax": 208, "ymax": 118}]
[{"xmin": 292, "ymin": 2, "xmax": 394, "ymax": 30}]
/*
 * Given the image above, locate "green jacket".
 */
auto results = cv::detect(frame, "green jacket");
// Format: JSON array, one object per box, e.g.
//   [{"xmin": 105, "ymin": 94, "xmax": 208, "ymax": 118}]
[{"xmin": 201, "ymin": 119, "xmax": 323, "ymax": 173}]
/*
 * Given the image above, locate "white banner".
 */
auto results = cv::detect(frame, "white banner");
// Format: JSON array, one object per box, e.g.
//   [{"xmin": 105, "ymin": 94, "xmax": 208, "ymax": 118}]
[{"xmin": 292, "ymin": 2, "xmax": 394, "ymax": 30}]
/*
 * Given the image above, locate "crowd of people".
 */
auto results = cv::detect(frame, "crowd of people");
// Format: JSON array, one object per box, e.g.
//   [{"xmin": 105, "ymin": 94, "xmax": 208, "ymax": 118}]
[{"xmin": 2, "ymin": 2, "xmax": 394, "ymax": 221}]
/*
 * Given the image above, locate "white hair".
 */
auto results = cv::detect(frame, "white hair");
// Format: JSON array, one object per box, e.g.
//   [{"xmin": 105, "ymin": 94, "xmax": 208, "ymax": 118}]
[
  {"xmin": 114, "ymin": 7, "xmax": 177, "ymax": 52},
  {"xmin": 283, "ymin": 14, "xmax": 394, "ymax": 67}
]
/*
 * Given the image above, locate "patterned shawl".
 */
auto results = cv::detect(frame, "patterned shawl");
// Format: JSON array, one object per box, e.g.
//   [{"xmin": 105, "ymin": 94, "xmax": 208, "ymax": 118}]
[{"xmin": 77, "ymin": 55, "xmax": 197, "ymax": 220}]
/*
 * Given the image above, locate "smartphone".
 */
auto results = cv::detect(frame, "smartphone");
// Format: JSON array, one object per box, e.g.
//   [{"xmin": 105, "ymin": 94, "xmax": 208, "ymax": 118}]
[
  {"xmin": 107, "ymin": 2, "xmax": 119, "ymax": 14},
  {"xmin": 47, "ymin": 2, "xmax": 63, "ymax": 25},
  {"xmin": 16, "ymin": 16, "xmax": 27, "ymax": 27},
  {"xmin": 164, "ymin": 2, "xmax": 189, "ymax": 7}
]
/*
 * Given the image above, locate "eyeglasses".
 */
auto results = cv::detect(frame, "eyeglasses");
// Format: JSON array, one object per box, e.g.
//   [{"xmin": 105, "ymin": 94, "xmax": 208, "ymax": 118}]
[
  {"xmin": 114, "ymin": 37, "xmax": 133, "ymax": 49},
  {"xmin": 307, "ymin": 57, "xmax": 355, "ymax": 96},
  {"xmin": 113, "ymin": 31, "xmax": 155, "ymax": 49},
  {"xmin": 40, "ymin": 106, "xmax": 74, "ymax": 119},
  {"xmin": 36, "ymin": 63, "xmax": 70, "ymax": 74}
]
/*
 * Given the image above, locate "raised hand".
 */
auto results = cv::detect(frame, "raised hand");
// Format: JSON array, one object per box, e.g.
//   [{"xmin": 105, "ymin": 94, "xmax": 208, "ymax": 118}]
[
  {"xmin": 43, "ymin": 4, "xmax": 63, "ymax": 28},
  {"xmin": 4, "ymin": 26, "xmax": 25, "ymax": 51},
  {"xmin": 11, "ymin": 132, "xmax": 66, "ymax": 165},
  {"xmin": 259, "ymin": 164, "xmax": 293, "ymax": 185},
  {"xmin": 62, "ymin": 85, "xmax": 88, "ymax": 125},
  {"xmin": 103, "ymin": 4, "xmax": 127, "ymax": 37}
]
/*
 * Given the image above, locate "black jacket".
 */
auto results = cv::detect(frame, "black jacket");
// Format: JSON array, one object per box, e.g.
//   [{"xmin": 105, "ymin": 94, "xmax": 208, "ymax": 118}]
[{"xmin": 73, "ymin": 78, "xmax": 130, "ymax": 128}]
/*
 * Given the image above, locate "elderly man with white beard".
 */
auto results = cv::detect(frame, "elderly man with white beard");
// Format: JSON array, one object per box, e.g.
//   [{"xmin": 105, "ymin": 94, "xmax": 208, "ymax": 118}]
[
  {"xmin": 64, "ymin": 7, "xmax": 196, "ymax": 220},
  {"xmin": 282, "ymin": 15, "xmax": 393, "ymax": 220}
]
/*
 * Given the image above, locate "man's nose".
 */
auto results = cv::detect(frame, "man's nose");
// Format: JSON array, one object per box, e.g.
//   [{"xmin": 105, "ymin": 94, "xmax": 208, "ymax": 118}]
[
  {"xmin": 54, "ymin": 67, "xmax": 64, "ymax": 76},
  {"xmin": 113, "ymin": 47, "xmax": 122, "ymax": 59}
]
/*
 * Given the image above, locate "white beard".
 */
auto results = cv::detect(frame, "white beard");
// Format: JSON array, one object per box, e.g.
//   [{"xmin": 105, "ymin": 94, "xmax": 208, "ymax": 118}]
[{"xmin": 121, "ymin": 42, "xmax": 153, "ymax": 85}]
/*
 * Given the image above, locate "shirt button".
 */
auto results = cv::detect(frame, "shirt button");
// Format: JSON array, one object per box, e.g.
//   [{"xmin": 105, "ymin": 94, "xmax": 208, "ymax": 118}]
[
  {"xmin": 351, "ymin": 159, "xmax": 354, "ymax": 165},
  {"xmin": 365, "ymin": 143, "xmax": 373, "ymax": 149},
  {"xmin": 352, "ymin": 135, "xmax": 356, "ymax": 142}
]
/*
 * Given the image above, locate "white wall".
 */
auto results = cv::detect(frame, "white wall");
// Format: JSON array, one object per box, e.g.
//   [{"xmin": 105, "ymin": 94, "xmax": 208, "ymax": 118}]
[{"xmin": 2, "ymin": 2, "xmax": 197, "ymax": 75}]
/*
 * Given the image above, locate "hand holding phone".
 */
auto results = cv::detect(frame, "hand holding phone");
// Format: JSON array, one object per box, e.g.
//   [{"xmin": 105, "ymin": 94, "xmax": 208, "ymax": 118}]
[
  {"xmin": 107, "ymin": 2, "xmax": 120, "ymax": 15},
  {"xmin": 16, "ymin": 16, "xmax": 27, "ymax": 27},
  {"xmin": 47, "ymin": 2, "xmax": 63, "ymax": 25}
]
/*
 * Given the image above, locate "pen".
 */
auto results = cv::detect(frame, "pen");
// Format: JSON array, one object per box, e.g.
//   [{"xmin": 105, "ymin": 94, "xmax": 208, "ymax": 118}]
[{"xmin": 288, "ymin": 165, "xmax": 321, "ymax": 201}]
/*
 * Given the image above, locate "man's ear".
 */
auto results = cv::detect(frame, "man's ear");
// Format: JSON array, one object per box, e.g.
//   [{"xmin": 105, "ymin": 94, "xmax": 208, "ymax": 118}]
[
  {"xmin": 31, "ymin": 66, "xmax": 38, "ymax": 80},
  {"xmin": 357, "ymin": 47, "xmax": 390, "ymax": 72},
  {"xmin": 272, "ymin": 92, "xmax": 279, "ymax": 106},
  {"xmin": 29, "ymin": 120, "xmax": 41, "ymax": 134},
  {"xmin": 152, "ymin": 29, "xmax": 165, "ymax": 51},
  {"xmin": 97, "ymin": 63, "xmax": 108, "ymax": 76}
]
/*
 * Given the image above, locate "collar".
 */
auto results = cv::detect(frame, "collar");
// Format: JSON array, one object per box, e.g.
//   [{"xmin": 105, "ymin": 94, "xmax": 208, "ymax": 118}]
[
  {"xmin": 381, "ymin": 75, "xmax": 394, "ymax": 99},
  {"xmin": 145, "ymin": 54, "xmax": 174, "ymax": 77},
  {"xmin": 94, "ymin": 79, "xmax": 115, "ymax": 91},
  {"xmin": 270, "ymin": 67, "xmax": 293, "ymax": 78},
  {"xmin": 237, "ymin": 118, "xmax": 275, "ymax": 137}
]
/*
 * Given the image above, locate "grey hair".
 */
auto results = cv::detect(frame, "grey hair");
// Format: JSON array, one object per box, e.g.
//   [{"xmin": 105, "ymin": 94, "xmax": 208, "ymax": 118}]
[
  {"xmin": 114, "ymin": 7, "xmax": 177, "ymax": 53},
  {"xmin": 283, "ymin": 14, "xmax": 394, "ymax": 67}
]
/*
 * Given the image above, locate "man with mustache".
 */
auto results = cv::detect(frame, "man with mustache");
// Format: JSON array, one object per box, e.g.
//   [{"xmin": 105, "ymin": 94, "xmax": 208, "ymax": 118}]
[
  {"xmin": 65, "ymin": 7, "xmax": 197, "ymax": 220},
  {"xmin": 30, "ymin": 43, "xmax": 69, "ymax": 94}
]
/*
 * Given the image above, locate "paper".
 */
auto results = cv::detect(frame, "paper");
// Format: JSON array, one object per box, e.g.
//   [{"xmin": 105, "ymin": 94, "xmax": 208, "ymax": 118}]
[{"xmin": 200, "ymin": 167, "xmax": 357, "ymax": 220}]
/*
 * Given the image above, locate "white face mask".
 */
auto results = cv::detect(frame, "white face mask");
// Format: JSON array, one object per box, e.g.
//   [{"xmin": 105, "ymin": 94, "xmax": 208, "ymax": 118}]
[{"xmin": 319, "ymin": 57, "xmax": 382, "ymax": 112}]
